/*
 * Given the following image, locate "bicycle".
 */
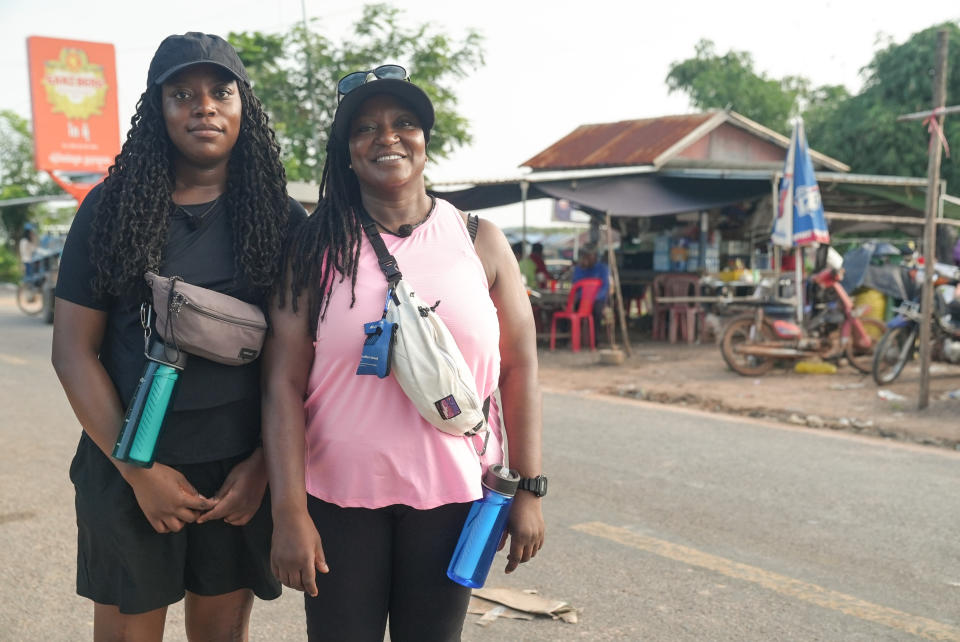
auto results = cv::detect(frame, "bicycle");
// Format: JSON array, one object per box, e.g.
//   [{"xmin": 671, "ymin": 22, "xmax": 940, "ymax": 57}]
[
  {"xmin": 16, "ymin": 273, "xmax": 45, "ymax": 316},
  {"xmin": 16, "ymin": 249, "xmax": 60, "ymax": 322}
]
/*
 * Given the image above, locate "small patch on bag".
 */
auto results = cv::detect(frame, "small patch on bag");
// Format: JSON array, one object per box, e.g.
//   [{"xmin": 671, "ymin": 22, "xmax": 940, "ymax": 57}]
[
  {"xmin": 238, "ymin": 347, "xmax": 259, "ymax": 361},
  {"xmin": 435, "ymin": 395, "xmax": 461, "ymax": 420}
]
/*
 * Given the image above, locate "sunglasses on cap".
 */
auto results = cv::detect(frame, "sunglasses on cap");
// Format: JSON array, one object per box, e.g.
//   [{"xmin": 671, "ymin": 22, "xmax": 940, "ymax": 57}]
[{"xmin": 337, "ymin": 64, "xmax": 409, "ymax": 102}]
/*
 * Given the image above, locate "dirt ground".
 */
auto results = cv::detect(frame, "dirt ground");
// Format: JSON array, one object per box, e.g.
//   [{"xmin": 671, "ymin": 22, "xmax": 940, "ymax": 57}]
[{"xmin": 537, "ymin": 337, "xmax": 960, "ymax": 451}]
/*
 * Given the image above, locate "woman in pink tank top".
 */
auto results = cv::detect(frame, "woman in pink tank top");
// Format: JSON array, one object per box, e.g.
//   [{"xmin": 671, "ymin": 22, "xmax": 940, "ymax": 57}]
[{"xmin": 261, "ymin": 66, "xmax": 545, "ymax": 641}]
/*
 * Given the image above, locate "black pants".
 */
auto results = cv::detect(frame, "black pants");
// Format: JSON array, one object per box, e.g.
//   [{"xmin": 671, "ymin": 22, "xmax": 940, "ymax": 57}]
[{"xmin": 305, "ymin": 496, "xmax": 472, "ymax": 642}]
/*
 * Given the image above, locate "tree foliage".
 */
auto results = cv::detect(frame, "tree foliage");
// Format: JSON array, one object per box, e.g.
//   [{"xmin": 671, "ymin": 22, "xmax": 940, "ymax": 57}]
[
  {"xmin": 229, "ymin": 4, "xmax": 484, "ymax": 182},
  {"xmin": 666, "ymin": 25, "xmax": 960, "ymax": 191},
  {"xmin": 0, "ymin": 110, "xmax": 56, "ymax": 245},
  {"xmin": 805, "ymin": 22, "xmax": 960, "ymax": 188},
  {"xmin": 666, "ymin": 39, "xmax": 808, "ymax": 134}
]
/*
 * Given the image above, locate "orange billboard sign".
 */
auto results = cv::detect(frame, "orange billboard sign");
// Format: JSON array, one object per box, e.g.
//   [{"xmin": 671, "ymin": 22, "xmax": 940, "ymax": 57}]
[{"xmin": 27, "ymin": 36, "xmax": 120, "ymax": 174}]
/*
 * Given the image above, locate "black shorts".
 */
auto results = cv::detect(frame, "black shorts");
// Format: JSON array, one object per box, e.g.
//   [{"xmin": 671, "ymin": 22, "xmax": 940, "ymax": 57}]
[{"xmin": 70, "ymin": 435, "xmax": 281, "ymax": 615}]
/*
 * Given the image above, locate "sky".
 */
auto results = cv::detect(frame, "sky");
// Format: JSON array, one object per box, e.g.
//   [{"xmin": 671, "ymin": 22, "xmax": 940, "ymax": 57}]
[{"xmin": 2, "ymin": 0, "xmax": 960, "ymax": 227}]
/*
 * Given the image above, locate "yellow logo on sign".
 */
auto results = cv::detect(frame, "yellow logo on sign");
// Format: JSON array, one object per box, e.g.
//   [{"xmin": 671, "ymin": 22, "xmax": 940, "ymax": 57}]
[{"xmin": 42, "ymin": 48, "xmax": 109, "ymax": 120}]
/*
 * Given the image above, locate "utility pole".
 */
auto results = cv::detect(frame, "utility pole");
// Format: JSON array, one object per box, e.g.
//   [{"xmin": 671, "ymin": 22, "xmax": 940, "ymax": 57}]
[{"xmin": 897, "ymin": 29, "xmax": 949, "ymax": 410}]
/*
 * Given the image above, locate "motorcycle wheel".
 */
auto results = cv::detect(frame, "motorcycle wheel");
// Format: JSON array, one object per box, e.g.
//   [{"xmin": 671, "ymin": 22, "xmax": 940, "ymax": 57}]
[
  {"xmin": 871, "ymin": 325, "xmax": 916, "ymax": 385},
  {"xmin": 845, "ymin": 318, "xmax": 887, "ymax": 374},
  {"xmin": 16, "ymin": 282, "xmax": 44, "ymax": 316},
  {"xmin": 720, "ymin": 316, "xmax": 777, "ymax": 376}
]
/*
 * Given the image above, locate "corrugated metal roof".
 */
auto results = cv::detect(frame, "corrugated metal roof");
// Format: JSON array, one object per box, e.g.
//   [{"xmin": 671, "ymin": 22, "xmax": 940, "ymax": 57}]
[{"xmin": 522, "ymin": 114, "xmax": 715, "ymax": 170}]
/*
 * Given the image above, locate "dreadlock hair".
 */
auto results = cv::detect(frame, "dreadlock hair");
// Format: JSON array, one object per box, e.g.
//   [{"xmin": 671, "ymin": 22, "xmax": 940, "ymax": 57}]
[
  {"xmin": 282, "ymin": 131, "xmax": 365, "ymax": 335},
  {"xmin": 89, "ymin": 81, "xmax": 289, "ymax": 304}
]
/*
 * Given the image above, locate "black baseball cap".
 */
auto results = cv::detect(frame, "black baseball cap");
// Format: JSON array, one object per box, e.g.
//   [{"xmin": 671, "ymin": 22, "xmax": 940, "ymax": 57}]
[
  {"xmin": 147, "ymin": 32, "xmax": 249, "ymax": 87},
  {"xmin": 331, "ymin": 76, "xmax": 434, "ymax": 144}
]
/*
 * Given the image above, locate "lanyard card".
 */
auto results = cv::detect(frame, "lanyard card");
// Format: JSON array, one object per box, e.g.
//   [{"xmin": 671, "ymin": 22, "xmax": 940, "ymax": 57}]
[{"xmin": 356, "ymin": 288, "xmax": 396, "ymax": 378}]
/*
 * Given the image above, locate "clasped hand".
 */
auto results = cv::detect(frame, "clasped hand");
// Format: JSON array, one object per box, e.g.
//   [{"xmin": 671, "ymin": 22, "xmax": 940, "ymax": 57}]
[{"xmin": 125, "ymin": 449, "xmax": 267, "ymax": 533}]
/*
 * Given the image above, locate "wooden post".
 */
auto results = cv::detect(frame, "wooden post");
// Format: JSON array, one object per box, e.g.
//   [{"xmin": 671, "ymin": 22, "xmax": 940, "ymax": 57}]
[
  {"xmin": 605, "ymin": 212, "xmax": 632, "ymax": 357},
  {"xmin": 918, "ymin": 30, "xmax": 949, "ymax": 410}
]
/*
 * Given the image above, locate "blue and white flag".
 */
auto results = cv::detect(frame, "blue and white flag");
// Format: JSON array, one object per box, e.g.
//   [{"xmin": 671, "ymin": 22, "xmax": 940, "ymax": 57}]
[{"xmin": 771, "ymin": 119, "xmax": 830, "ymax": 247}]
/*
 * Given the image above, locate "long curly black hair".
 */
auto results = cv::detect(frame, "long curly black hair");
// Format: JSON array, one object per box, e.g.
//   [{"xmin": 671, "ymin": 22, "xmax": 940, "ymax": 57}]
[
  {"xmin": 89, "ymin": 81, "xmax": 289, "ymax": 303},
  {"xmin": 281, "ymin": 132, "xmax": 365, "ymax": 334}
]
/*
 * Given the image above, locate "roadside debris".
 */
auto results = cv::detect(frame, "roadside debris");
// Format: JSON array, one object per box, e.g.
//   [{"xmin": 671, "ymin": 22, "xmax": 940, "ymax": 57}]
[
  {"xmin": 468, "ymin": 587, "xmax": 578, "ymax": 626},
  {"xmin": 794, "ymin": 361, "xmax": 837, "ymax": 374},
  {"xmin": 939, "ymin": 389, "xmax": 960, "ymax": 400},
  {"xmin": 877, "ymin": 390, "xmax": 908, "ymax": 402}
]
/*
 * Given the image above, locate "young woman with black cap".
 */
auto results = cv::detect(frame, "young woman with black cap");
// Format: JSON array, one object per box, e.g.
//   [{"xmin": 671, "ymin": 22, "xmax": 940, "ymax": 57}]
[
  {"xmin": 52, "ymin": 32, "xmax": 305, "ymax": 640},
  {"xmin": 262, "ymin": 66, "xmax": 546, "ymax": 640}
]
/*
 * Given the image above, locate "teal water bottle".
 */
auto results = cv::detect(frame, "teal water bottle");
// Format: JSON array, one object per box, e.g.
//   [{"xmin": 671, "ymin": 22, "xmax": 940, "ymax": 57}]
[
  {"xmin": 447, "ymin": 464, "xmax": 520, "ymax": 588},
  {"xmin": 113, "ymin": 341, "xmax": 187, "ymax": 467}
]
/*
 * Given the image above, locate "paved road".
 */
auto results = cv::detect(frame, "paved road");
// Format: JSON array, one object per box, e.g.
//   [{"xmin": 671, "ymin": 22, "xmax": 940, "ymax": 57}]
[{"xmin": 1, "ymin": 293, "xmax": 959, "ymax": 640}]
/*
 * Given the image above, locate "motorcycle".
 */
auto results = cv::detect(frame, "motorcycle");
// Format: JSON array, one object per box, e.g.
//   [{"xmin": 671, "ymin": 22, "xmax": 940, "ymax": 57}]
[
  {"xmin": 871, "ymin": 263, "xmax": 960, "ymax": 385},
  {"xmin": 720, "ymin": 266, "xmax": 886, "ymax": 376}
]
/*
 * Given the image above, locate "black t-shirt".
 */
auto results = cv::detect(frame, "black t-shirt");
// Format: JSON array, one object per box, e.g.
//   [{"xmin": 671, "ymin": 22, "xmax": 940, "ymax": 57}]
[{"xmin": 57, "ymin": 183, "xmax": 307, "ymax": 464}]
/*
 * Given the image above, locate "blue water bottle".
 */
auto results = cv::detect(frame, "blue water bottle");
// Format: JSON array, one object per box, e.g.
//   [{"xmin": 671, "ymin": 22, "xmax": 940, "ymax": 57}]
[
  {"xmin": 112, "ymin": 341, "xmax": 187, "ymax": 467},
  {"xmin": 447, "ymin": 464, "xmax": 520, "ymax": 588}
]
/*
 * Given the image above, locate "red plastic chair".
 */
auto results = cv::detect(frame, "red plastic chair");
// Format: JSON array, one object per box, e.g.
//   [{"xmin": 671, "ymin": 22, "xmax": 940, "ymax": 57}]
[{"xmin": 549, "ymin": 278, "xmax": 602, "ymax": 352}]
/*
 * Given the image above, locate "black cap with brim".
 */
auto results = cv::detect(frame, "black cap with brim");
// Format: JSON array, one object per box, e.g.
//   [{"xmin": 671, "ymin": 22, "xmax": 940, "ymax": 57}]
[
  {"xmin": 331, "ymin": 78, "xmax": 435, "ymax": 144},
  {"xmin": 147, "ymin": 32, "xmax": 249, "ymax": 87}
]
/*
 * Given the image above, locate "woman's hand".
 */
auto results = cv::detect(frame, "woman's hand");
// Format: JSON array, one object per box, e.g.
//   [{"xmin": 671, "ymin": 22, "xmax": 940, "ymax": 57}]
[
  {"xmin": 499, "ymin": 491, "xmax": 546, "ymax": 573},
  {"xmin": 196, "ymin": 447, "xmax": 268, "ymax": 526},
  {"xmin": 123, "ymin": 464, "xmax": 218, "ymax": 533},
  {"xmin": 270, "ymin": 508, "xmax": 329, "ymax": 597}
]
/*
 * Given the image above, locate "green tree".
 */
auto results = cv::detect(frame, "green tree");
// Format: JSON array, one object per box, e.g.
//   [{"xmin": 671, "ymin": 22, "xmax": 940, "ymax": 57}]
[
  {"xmin": 229, "ymin": 4, "xmax": 484, "ymax": 182},
  {"xmin": 804, "ymin": 22, "xmax": 960, "ymax": 189},
  {"xmin": 665, "ymin": 39, "xmax": 809, "ymax": 134},
  {"xmin": 0, "ymin": 110, "xmax": 56, "ymax": 245}
]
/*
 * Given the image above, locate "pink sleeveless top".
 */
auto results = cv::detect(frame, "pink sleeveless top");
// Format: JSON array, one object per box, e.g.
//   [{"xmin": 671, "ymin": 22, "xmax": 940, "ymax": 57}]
[{"xmin": 303, "ymin": 198, "xmax": 503, "ymax": 509}]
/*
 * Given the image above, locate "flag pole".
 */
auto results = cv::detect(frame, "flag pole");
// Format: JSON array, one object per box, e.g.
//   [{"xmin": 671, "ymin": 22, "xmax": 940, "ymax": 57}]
[{"xmin": 795, "ymin": 247, "xmax": 803, "ymax": 323}]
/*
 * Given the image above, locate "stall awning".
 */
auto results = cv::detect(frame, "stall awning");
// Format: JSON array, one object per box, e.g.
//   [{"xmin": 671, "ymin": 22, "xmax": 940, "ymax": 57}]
[
  {"xmin": 431, "ymin": 173, "xmax": 769, "ymax": 217},
  {"xmin": 428, "ymin": 169, "xmax": 960, "ymax": 230}
]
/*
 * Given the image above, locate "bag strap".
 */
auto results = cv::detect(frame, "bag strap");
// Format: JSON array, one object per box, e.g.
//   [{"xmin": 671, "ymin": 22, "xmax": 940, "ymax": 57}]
[
  {"xmin": 467, "ymin": 213, "xmax": 479, "ymax": 244},
  {"xmin": 357, "ymin": 204, "xmax": 403, "ymax": 285}
]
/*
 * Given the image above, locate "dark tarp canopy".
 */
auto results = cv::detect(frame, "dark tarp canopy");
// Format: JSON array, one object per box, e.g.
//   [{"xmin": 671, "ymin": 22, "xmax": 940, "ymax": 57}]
[{"xmin": 431, "ymin": 174, "xmax": 771, "ymax": 218}]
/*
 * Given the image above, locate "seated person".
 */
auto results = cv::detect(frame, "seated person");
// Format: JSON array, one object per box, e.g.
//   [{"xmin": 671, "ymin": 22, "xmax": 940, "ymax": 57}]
[
  {"xmin": 513, "ymin": 242, "xmax": 536, "ymax": 289},
  {"xmin": 529, "ymin": 242, "xmax": 550, "ymax": 288},
  {"xmin": 572, "ymin": 244, "xmax": 610, "ymax": 339}
]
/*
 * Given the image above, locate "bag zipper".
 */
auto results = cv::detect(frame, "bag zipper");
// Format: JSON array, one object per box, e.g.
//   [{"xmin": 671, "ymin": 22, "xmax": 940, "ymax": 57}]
[{"xmin": 172, "ymin": 292, "xmax": 266, "ymax": 329}]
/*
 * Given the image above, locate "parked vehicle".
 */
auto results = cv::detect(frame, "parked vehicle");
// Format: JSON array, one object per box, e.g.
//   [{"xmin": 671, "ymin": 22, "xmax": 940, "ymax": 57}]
[
  {"xmin": 720, "ymin": 266, "xmax": 886, "ymax": 376},
  {"xmin": 872, "ymin": 264, "xmax": 960, "ymax": 385},
  {"xmin": 17, "ymin": 248, "xmax": 60, "ymax": 323}
]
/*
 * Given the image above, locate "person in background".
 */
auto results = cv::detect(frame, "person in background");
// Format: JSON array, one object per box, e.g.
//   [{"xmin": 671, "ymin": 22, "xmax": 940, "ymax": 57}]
[
  {"xmin": 19, "ymin": 223, "xmax": 39, "ymax": 280},
  {"xmin": 262, "ymin": 64, "xmax": 545, "ymax": 641},
  {"xmin": 51, "ymin": 32, "xmax": 304, "ymax": 640},
  {"xmin": 514, "ymin": 242, "xmax": 537, "ymax": 288},
  {"xmin": 573, "ymin": 243, "xmax": 610, "ymax": 337},
  {"xmin": 529, "ymin": 242, "xmax": 550, "ymax": 288}
]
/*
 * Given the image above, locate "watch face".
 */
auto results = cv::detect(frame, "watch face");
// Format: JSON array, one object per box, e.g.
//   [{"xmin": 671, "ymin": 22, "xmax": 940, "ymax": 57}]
[
  {"xmin": 537, "ymin": 475, "xmax": 548, "ymax": 497},
  {"xmin": 521, "ymin": 475, "xmax": 547, "ymax": 497}
]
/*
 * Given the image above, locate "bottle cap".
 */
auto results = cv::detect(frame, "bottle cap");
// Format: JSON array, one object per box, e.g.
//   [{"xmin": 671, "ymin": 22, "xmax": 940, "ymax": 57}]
[
  {"xmin": 482, "ymin": 464, "xmax": 520, "ymax": 496},
  {"xmin": 147, "ymin": 340, "xmax": 189, "ymax": 370}
]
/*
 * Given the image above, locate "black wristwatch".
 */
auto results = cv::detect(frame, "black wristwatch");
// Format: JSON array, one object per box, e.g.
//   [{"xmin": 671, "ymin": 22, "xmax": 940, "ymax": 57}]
[{"xmin": 517, "ymin": 474, "xmax": 548, "ymax": 498}]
